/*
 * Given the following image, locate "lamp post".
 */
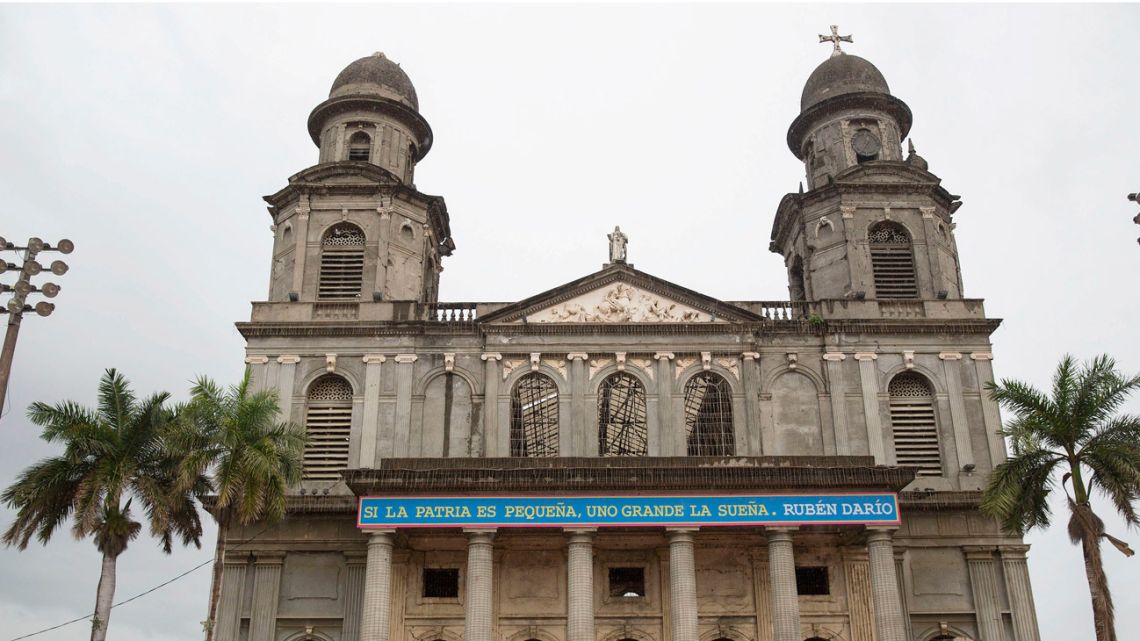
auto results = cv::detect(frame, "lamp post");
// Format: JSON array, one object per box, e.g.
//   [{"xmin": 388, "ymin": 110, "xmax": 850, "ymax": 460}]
[
  {"xmin": 1130, "ymin": 192, "xmax": 1139, "ymax": 246},
  {"xmin": 0, "ymin": 236, "xmax": 74, "ymax": 418}
]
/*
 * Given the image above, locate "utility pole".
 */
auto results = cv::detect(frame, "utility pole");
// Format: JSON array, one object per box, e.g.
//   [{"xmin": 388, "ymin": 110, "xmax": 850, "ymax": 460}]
[{"xmin": 0, "ymin": 236, "xmax": 74, "ymax": 418}]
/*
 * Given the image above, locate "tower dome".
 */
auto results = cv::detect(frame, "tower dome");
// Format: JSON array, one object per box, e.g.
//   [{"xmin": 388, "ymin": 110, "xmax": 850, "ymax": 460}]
[
  {"xmin": 800, "ymin": 53, "xmax": 890, "ymax": 111},
  {"xmin": 329, "ymin": 52, "xmax": 419, "ymax": 111}
]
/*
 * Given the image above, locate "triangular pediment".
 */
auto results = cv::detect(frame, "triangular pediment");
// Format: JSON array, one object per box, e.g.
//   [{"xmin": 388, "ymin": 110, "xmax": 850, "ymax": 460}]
[{"xmin": 479, "ymin": 264, "xmax": 763, "ymax": 324}]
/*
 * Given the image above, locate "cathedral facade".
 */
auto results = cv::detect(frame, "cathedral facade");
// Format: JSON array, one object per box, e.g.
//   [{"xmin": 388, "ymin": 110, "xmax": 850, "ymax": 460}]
[{"xmin": 213, "ymin": 39, "xmax": 1041, "ymax": 641}]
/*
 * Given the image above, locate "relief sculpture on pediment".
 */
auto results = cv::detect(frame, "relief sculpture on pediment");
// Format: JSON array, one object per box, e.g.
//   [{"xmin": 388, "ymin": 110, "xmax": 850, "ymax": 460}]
[{"xmin": 542, "ymin": 283, "xmax": 709, "ymax": 323}]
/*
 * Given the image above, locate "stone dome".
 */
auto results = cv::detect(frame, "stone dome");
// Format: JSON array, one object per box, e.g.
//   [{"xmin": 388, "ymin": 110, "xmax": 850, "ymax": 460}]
[
  {"xmin": 330, "ymin": 52, "xmax": 419, "ymax": 111},
  {"xmin": 800, "ymin": 53, "xmax": 890, "ymax": 111}
]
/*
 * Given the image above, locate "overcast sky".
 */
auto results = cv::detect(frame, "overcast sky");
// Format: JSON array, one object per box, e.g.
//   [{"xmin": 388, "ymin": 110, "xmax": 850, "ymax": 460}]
[{"xmin": 1, "ymin": 4, "xmax": 1138, "ymax": 641}]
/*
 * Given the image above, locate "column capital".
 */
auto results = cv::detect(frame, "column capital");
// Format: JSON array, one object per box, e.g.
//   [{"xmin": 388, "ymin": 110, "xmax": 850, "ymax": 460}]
[
  {"xmin": 999, "ymin": 544, "xmax": 1031, "ymax": 560},
  {"xmin": 840, "ymin": 204, "xmax": 856, "ymax": 218},
  {"xmin": 463, "ymin": 527, "xmax": 497, "ymax": 542},
  {"xmin": 480, "ymin": 352, "xmax": 503, "ymax": 361},
  {"xmin": 654, "ymin": 351, "xmax": 676, "ymax": 361},
  {"xmin": 822, "ymin": 352, "xmax": 846, "ymax": 362},
  {"xmin": 920, "ymin": 206, "xmax": 937, "ymax": 219},
  {"xmin": 344, "ymin": 550, "xmax": 368, "ymax": 565},
  {"xmin": 245, "ymin": 355, "xmax": 270, "ymax": 365},
  {"xmin": 223, "ymin": 551, "xmax": 252, "ymax": 566},
  {"xmin": 853, "ymin": 352, "xmax": 878, "ymax": 361},
  {"xmin": 253, "ymin": 550, "xmax": 286, "ymax": 565},
  {"xmin": 366, "ymin": 529, "xmax": 397, "ymax": 544},
  {"xmin": 938, "ymin": 351, "xmax": 963, "ymax": 361},
  {"xmin": 564, "ymin": 527, "xmax": 597, "ymax": 544},
  {"xmin": 765, "ymin": 526, "xmax": 797, "ymax": 541},
  {"xmin": 866, "ymin": 527, "xmax": 898, "ymax": 543},
  {"xmin": 666, "ymin": 527, "xmax": 699, "ymax": 541},
  {"xmin": 567, "ymin": 352, "xmax": 589, "ymax": 361},
  {"xmin": 970, "ymin": 351, "xmax": 994, "ymax": 361},
  {"xmin": 742, "ymin": 351, "xmax": 761, "ymax": 361},
  {"xmin": 276, "ymin": 354, "xmax": 301, "ymax": 364},
  {"xmin": 362, "ymin": 354, "xmax": 388, "ymax": 364},
  {"xmin": 963, "ymin": 545, "xmax": 998, "ymax": 560},
  {"xmin": 394, "ymin": 354, "xmax": 418, "ymax": 364}
]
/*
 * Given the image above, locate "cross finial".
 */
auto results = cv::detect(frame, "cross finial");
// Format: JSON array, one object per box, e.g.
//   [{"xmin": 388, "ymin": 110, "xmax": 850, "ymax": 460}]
[{"xmin": 819, "ymin": 25, "xmax": 853, "ymax": 57}]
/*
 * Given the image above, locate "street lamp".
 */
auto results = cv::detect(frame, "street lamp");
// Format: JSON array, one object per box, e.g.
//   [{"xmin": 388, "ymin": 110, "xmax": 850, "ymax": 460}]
[
  {"xmin": 1130, "ymin": 192, "xmax": 1140, "ymax": 246},
  {"xmin": 0, "ymin": 235, "xmax": 74, "ymax": 418}
]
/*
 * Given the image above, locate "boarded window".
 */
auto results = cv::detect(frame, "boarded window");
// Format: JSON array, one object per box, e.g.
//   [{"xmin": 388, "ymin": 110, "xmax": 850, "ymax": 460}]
[
  {"xmin": 319, "ymin": 223, "xmax": 365, "ymax": 300},
  {"xmin": 348, "ymin": 131, "xmax": 371, "ymax": 161},
  {"xmin": 683, "ymin": 372, "xmax": 734, "ymax": 456},
  {"xmin": 889, "ymin": 372, "xmax": 942, "ymax": 476},
  {"xmin": 868, "ymin": 222, "xmax": 918, "ymax": 299},
  {"xmin": 510, "ymin": 373, "xmax": 559, "ymax": 457},
  {"xmin": 303, "ymin": 375, "xmax": 352, "ymax": 481},
  {"xmin": 598, "ymin": 373, "xmax": 648, "ymax": 457}
]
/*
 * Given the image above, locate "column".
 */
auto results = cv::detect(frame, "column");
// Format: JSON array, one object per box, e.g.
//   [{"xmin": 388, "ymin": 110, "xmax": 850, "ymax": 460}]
[
  {"xmin": 464, "ymin": 529, "xmax": 496, "ymax": 641},
  {"xmin": 360, "ymin": 531, "xmax": 396, "ymax": 641},
  {"xmin": 965, "ymin": 546, "xmax": 1006, "ymax": 641},
  {"xmin": 1001, "ymin": 545, "xmax": 1042, "ymax": 641},
  {"xmin": 866, "ymin": 529, "xmax": 906, "ymax": 641},
  {"xmin": 939, "ymin": 352, "xmax": 975, "ymax": 470},
  {"xmin": 843, "ymin": 550, "xmax": 873, "ymax": 641},
  {"xmin": 359, "ymin": 355, "xmax": 386, "ymax": 467},
  {"xmin": 566, "ymin": 529, "xmax": 597, "ymax": 641},
  {"xmin": 248, "ymin": 552, "xmax": 284, "ymax": 641},
  {"xmin": 822, "ymin": 352, "xmax": 850, "ymax": 455},
  {"xmin": 392, "ymin": 354, "xmax": 417, "ymax": 457},
  {"xmin": 854, "ymin": 353, "xmax": 887, "ymax": 463},
  {"xmin": 767, "ymin": 528, "xmax": 801, "ymax": 641},
  {"xmin": 741, "ymin": 352, "xmax": 761, "ymax": 455},
  {"xmin": 290, "ymin": 201, "xmax": 309, "ymax": 298},
  {"xmin": 667, "ymin": 528, "xmax": 699, "ymax": 641},
  {"xmin": 481, "ymin": 353, "xmax": 502, "ymax": 457},
  {"xmin": 972, "ymin": 352, "xmax": 1008, "ymax": 466},
  {"xmin": 567, "ymin": 353, "xmax": 590, "ymax": 456},
  {"xmin": 343, "ymin": 551, "xmax": 367, "ymax": 641},
  {"xmin": 245, "ymin": 356, "xmax": 270, "ymax": 393},
  {"xmin": 275, "ymin": 355, "xmax": 301, "ymax": 422},
  {"xmin": 654, "ymin": 352, "xmax": 675, "ymax": 456},
  {"xmin": 214, "ymin": 552, "xmax": 249, "ymax": 641}
]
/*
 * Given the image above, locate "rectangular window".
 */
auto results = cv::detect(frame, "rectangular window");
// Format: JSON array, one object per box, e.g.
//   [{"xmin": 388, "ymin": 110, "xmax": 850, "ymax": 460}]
[
  {"xmin": 423, "ymin": 568, "xmax": 460, "ymax": 598},
  {"xmin": 348, "ymin": 148, "xmax": 370, "ymax": 161},
  {"xmin": 795, "ymin": 566, "xmax": 829, "ymax": 595},
  {"xmin": 608, "ymin": 567, "xmax": 646, "ymax": 597}
]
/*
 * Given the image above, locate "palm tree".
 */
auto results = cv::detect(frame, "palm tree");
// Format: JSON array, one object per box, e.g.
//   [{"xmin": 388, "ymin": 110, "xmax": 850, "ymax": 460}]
[
  {"xmin": 174, "ymin": 368, "xmax": 306, "ymax": 641},
  {"xmin": 981, "ymin": 354, "xmax": 1140, "ymax": 641},
  {"xmin": 2, "ymin": 369, "xmax": 206, "ymax": 641}
]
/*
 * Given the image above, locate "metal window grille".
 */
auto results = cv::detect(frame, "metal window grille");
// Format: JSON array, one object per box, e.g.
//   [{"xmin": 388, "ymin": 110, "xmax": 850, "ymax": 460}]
[
  {"xmin": 869, "ymin": 222, "xmax": 918, "ymax": 299},
  {"xmin": 683, "ymin": 372, "xmax": 735, "ymax": 456},
  {"xmin": 889, "ymin": 373, "xmax": 942, "ymax": 477},
  {"xmin": 319, "ymin": 224, "xmax": 365, "ymax": 300},
  {"xmin": 422, "ymin": 568, "xmax": 460, "ymax": 598},
  {"xmin": 303, "ymin": 375, "xmax": 353, "ymax": 481},
  {"xmin": 795, "ymin": 566, "xmax": 830, "ymax": 595},
  {"xmin": 598, "ymin": 373, "xmax": 648, "ymax": 457},
  {"xmin": 510, "ymin": 374, "xmax": 559, "ymax": 457},
  {"xmin": 608, "ymin": 567, "xmax": 646, "ymax": 597}
]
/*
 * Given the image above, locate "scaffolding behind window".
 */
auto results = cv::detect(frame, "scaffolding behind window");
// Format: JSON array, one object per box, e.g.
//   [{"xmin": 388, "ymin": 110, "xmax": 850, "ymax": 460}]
[
  {"xmin": 510, "ymin": 373, "xmax": 559, "ymax": 457},
  {"xmin": 598, "ymin": 372, "xmax": 648, "ymax": 457},
  {"xmin": 683, "ymin": 372, "xmax": 735, "ymax": 456}
]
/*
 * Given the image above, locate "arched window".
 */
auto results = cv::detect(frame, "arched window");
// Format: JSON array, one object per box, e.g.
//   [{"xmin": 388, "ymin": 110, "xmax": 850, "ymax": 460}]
[
  {"xmin": 303, "ymin": 375, "xmax": 353, "ymax": 480},
  {"xmin": 683, "ymin": 372, "xmax": 734, "ymax": 456},
  {"xmin": 888, "ymin": 372, "xmax": 942, "ymax": 477},
  {"xmin": 348, "ymin": 131, "xmax": 371, "ymax": 161},
  {"xmin": 319, "ymin": 223, "xmax": 365, "ymax": 300},
  {"xmin": 510, "ymin": 373, "xmax": 559, "ymax": 457},
  {"xmin": 598, "ymin": 373, "xmax": 648, "ymax": 457},
  {"xmin": 868, "ymin": 221, "xmax": 918, "ymax": 299}
]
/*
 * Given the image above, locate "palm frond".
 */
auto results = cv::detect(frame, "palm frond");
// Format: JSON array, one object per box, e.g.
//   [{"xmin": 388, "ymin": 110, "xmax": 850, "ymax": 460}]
[{"xmin": 981, "ymin": 448, "xmax": 1064, "ymax": 534}]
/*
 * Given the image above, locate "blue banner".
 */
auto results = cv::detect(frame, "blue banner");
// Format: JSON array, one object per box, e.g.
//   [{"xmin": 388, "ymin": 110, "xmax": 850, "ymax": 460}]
[{"xmin": 358, "ymin": 493, "xmax": 899, "ymax": 529}]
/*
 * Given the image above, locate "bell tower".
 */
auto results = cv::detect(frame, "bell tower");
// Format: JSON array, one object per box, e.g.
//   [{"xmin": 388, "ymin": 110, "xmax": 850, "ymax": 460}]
[
  {"xmin": 771, "ymin": 29, "xmax": 965, "ymax": 303},
  {"xmin": 262, "ymin": 52, "xmax": 453, "ymax": 305}
]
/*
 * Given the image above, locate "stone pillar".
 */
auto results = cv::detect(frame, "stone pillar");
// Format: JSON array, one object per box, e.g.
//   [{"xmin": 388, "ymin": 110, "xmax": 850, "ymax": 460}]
[
  {"xmin": 248, "ymin": 552, "xmax": 284, "ymax": 641},
  {"xmin": 667, "ymin": 528, "xmax": 699, "ymax": 641},
  {"xmin": 375, "ymin": 208, "xmax": 391, "ymax": 295},
  {"xmin": 965, "ymin": 546, "xmax": 1006, "ymax": 641},
  {"xmin": 275, "ymin": 355, "xmax": 301, "ymax": 423},
  {"xmin": 358, "ymin": 355, "xmax": 386, "ymax": 467},
  {"xmin": 481, "ymin": 353, "xmax": 502, "ymax": 457},
  {"xmin": 1001, "ymin": 545, "xmax": 1041, "ymax": 641},
  {"xmin": 214, "ymin": 552, "xmax": 249, "ymax": 641},
  {"xmin": 971, "ymin": 352, "xmax": 1008, "ymax": 466},
  {"xmin": 290, "ymin": 202, "xmax": 309, "ymax": 298},
  {"xmin": 822, "ymin": 352, "xmax": 850, "ymax": 455},
  {"xmin": 741, "ymin": 352, "xmax": 761, "ymax": 455},
  {"xmin": 654, "ymin": 352, "xmax": 675, "ymax": 456},
  {"xmin": 894, "ymin": 550, "xmax": 913, "ymax": 641},
  {"xmin": 843, "ymin": 550, "xmax": 873, "ymax": 641},
  {"xmin": 567, "ymin": 353, "xmax": 590, "ymax": 456},
  {"xmin": 939, "ymin": 352, "xmax": 974, "ymax": 471},
  {"xmin": 464, "ymin": 529, "xmax": 496, "ymax": 641},
  {"xmin": 245, "ymin": 356, "xmax": 270, "ymax": 394},
  {"xmin": 566, "ymin": 529, "xmax": 597, "ymax": 641},
  {"xmin": 767, "ymin": 528, "xmax": 801, "ymax": 641},
  {"xmin": 750, "ymin": 547, "xmax": 773, "ymax": 641},
  {"xmin": 343, "ymin": 551, "xmax": 368, "ymax": 641},
  {"xmin": 920, "ymin": 207, "xmax": 945, "ymax": 296},
  {"xmin": 392, "ymin": 354, "xmax": 417, "ymax": 457},
  {"xmin": 360, "ymin": 531, "xmax": 396, "ymax": 641},
  {"xmin": 866, "ymin": 529, "xmax": 906, "ymax": 641},
  {"xmin": 854, "ymin": 352, "xmax": 887, "ymax": 463}
]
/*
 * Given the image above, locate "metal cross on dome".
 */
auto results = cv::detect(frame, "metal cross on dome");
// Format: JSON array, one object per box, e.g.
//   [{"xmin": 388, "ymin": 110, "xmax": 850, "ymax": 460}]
[{"xmin": 819, "ymin": 25, "xmax": 853, "ymax": 56}]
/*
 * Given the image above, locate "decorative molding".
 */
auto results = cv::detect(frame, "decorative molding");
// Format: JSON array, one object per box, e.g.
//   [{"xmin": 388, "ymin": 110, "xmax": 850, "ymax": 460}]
[
  {"xmin": 938, "ymin": 351, "xmax": 963, "ymax": 361},
  {"xmin": 535, "ymin": 282, "xmax": 712, "ymax": 323},
  {"xmin": 567, "ymin": 352, "xmax": 589, "ymax": 361},
  {"xmin": 675, "ymin": 356, "xmax": 697, "ymax": 379},
  {"xmin": 530, "ymin": 352, "xmax": 541, "ymax": 372},
  {"xmin": 362, "ymin": 354, "xmax": 387, "ymax": 364},
  {"xmin": 970, "ymin": 352, "xmax": 994, "ymax": 361},
  {"xmin": 701, "ymin": 351, "xmax": 713, "ymax": 371},
  {"xmin": 629, "ymin": 357, "xmax": 655, "ymax": 382},
  {"xmin": 394, "ymin": 354, "xmax": 418, "ymax": 364},
  {"xmin": 245, "ymin": 356, "xmax": 270, "ymax": 365},
  {"xmin": 588, "ymin": 357, "xmax": 613, "ymax": 379},
  {"xmin": 821, "ymin": 352, "xmax": 845, "ymax": 362},
  {"xmin": 903, "ymin": 350, "xmax": 915, "ymax": 370},
  {"xmin": 443, "ymin": 353, "xmax": 455, "ymax": 372},
  {"xmin": 654, "ymin": 352, "xmax": 675, "ymax": 361},
  {"xmin": 502, "ymin": 358, "xmax": 526, "ymax": 381},
  {"xmin": 480, "ymin": 352, "xmax": 502, "ymax": 362},
  {"xmin": 920, "ymin": 207, "xmax": 937, "ymax": 219},
  {"xmin": 542, "ymin": 357, "xmax": 567, "ymax": 379},
  {"xmin": 853, "ymin": 352, "xmax": 878, "ymax": 361},
  {"xmin": 716, "ymin": 357, "xmax": 740, "ymax": 381},
  {"xmin": 742, "ymin": 351, "xmax": 760, "ymax": 361},
  {"xmin": 277, "ymin": 355, "xmax": 301, "ymax": 365},
  {"xmin": 840, "ymin": 204, "xmax": 856, "ymax": 219},
  {"xmin": 325, "ymin": 353, "xmax": 337, "ymax": 373},
  {"xmin": 785, "ymin": 352, "xmax": 799, "ymax": 370},
  {"xmin": 615, "ymin": 352, "xmax": 627, "ymax": 371}
]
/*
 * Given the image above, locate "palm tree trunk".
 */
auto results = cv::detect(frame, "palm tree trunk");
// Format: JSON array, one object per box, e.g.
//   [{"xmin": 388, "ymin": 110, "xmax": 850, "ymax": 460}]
[
  {"xmin": 90, "ymin": 551, "xmax": 118, "ymax": 641},
  {"xmin": 1081, "ymin": 529, "xmax": 1117, "ymax": 641},
  {"xmin": 204, "ymin": 515, "xmax": 228, "ymax": 641}
]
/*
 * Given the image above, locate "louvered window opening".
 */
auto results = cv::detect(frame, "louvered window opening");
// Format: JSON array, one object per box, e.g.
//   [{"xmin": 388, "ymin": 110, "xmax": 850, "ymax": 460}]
[
  {"xmin": 510, "ymin": 374, "xmax": 559, "ymax": 457},
  {"xmin": 319, "ymin": 224, "xmax": 365, "ymax": 300},
  {"xmin": 889, "ymin": 373, "xmax": 942, "ymax": 477},
  {"xmin": 683, "ymin": 372, "xmax": 735, "ymax": 456},
  {"xmin": 869, "ymin": 224, "xmax": 918, "ymax": 299},
  {"xmin": 303, "ymin": 376, "xmax": 353, "ymax": 481},
  {"xmin": 598, "ymin": 373, "xmax": 648, "ymax": 457}
]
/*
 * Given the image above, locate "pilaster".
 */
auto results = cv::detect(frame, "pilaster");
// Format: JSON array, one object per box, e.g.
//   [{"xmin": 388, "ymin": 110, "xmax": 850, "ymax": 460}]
[
  {"xmin": 1001, "ymin": 545, "xmax": 1041, "ymax": 641},
  {"xmin": 971, "ymin": 352, "xmax": 1007, "ymax": 466},
  {"xmin": 290, "ymin": 202, "xmax": 309, "ymax": 298},
  {"xmin": 568, "ymin": 353, "xmax": 590, "ymax": 456},
  {"xmin": 481, "ymin": 353, "xmax": 502, "ymax": 457},
  {"xmin": 965, "ymin": 546, "xmax": 1006, "ymax": 641},
  {"xmin": 822, "ymin": 352, "xmax": 850, "ymax": 455},
  {"xmin": 343, "ymin": 551, "xmax": 368, "ymax": 641},
  {"xmin": 244, "ymin": 356, "xmax": 270, "ymax": 394},
  {"xmin": 275, "ymin": 355, "xmax": 301, "ymax": 423},
  {"xmin": 392, "ymin": 354, "xmax": 417, "ymax": 457},
  {"xmin": 741, "ymin": 352, "xmax": 761, "ymax": 455},
  {"xmin": 359, "ymin": 355, "xmax": 386, "ymax": 466},
  {"xmin": 749, "ymin": 547, "xmax": 773, "ymax": 641},
  {"xmin": 939, "ymin": 352, "xmax": 974, "ymax": 471},
  {"xmin": 842, "ymin": 549, "xmax": 873, "ymax": 641},
  {"xmin": 214, "ymin": 552, "xmax": 250, "ymax": 641},
  {"xmin": 655, "ymin": 352, "xmax": 675, "ymax": 456},
  {"xmin": 248, "ymin": 551, "xmax": 285, "ymax": 641},
  {"xmin": 894, "ymin": 550, "xmax": 913, "ymax": 641},
  {"xmin": 854, "ymin": 352, "xmax": 887, "ymax": 463}
]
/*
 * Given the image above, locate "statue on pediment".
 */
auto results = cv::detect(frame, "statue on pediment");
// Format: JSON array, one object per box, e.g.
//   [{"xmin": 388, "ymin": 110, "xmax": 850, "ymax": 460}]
[{"xmin": 608, "ymin": 226, "xmax": 628, "ymax": 263}]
